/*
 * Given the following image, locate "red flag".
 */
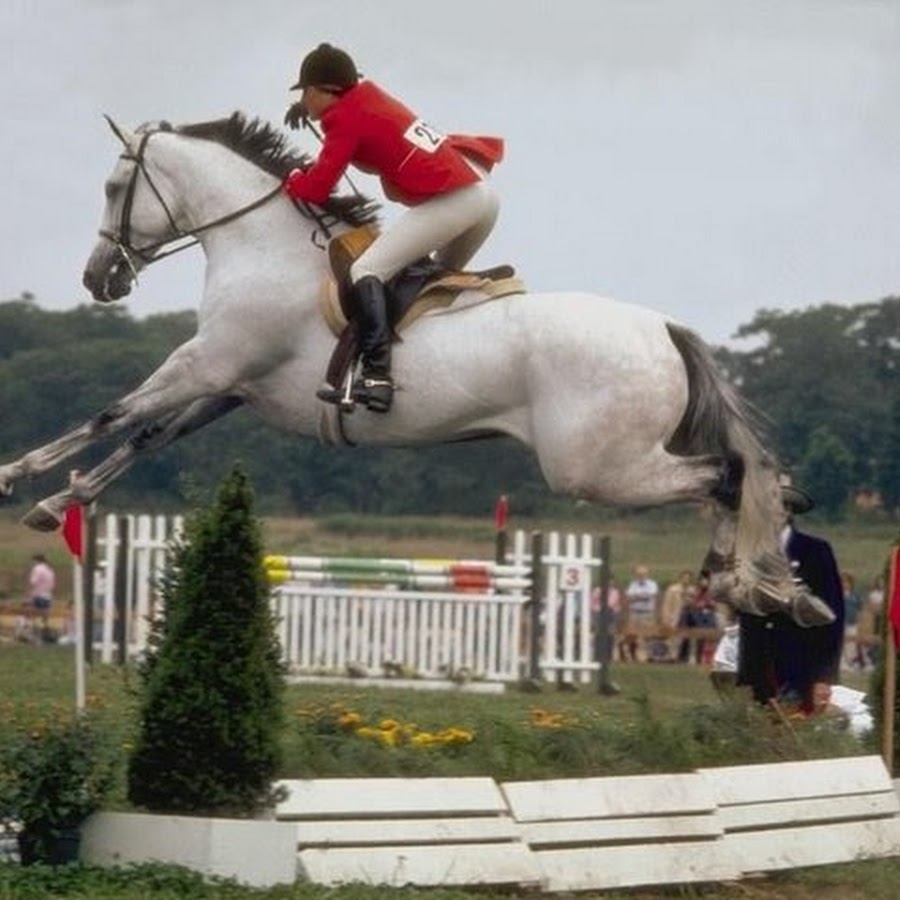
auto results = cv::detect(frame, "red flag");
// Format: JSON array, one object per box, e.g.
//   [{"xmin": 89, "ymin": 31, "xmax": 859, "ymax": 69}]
[
  {"xmin": 889, "ymin": 546, "xmax": 900, "ymax": 651},
  {"xmin": 62, "ymin": 504, "xmax": 84, "ymax": 561},
  {"xmin": 494, "ymin": 494, "xmax": 509, "ymax": 532}
]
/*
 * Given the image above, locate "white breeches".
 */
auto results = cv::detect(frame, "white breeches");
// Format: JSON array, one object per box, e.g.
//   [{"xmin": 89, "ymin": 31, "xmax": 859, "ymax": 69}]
[{"xmin": 349, "ymin": 179, "xmax": 500, "ymax": 283}]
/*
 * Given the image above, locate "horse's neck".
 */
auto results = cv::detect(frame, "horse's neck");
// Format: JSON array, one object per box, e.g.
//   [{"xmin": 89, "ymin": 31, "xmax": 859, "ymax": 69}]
[{"xmin": 164, "ymin": 137, "xmax": 327, "ymax": 291}]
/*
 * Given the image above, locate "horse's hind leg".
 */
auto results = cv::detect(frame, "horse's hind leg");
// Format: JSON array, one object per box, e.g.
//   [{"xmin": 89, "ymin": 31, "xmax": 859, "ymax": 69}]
[
  {"xmin": 21, "ymin": 396, "xmax": 243, "ymax": 531},
  {"xmin": 543, "ymin": 442, "xmax": 724, "ymax": 508}
]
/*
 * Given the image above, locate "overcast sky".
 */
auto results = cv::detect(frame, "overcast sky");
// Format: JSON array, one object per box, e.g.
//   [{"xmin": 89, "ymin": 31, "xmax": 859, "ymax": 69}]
[{"xmin": 2, "ymin": 0, "xmax": 898, "ymax": 345}]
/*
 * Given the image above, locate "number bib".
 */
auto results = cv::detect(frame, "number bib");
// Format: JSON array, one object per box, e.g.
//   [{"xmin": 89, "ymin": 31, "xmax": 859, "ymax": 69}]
[{"xmin": 403, "ymin": 119, "xmax": 447, "ymax": 153}]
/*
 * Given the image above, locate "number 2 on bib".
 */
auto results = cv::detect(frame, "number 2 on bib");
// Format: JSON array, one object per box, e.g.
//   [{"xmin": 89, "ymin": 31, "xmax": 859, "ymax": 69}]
[{"xmin": 403, "ymin": 119, "xmax": 446, "ymax": 153}]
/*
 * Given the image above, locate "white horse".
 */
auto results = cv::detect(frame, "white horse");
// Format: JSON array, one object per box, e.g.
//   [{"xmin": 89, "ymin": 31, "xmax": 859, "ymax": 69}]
[{"xmin": 0, "ymin": 113, "xmax": 830, "ymax": 625}]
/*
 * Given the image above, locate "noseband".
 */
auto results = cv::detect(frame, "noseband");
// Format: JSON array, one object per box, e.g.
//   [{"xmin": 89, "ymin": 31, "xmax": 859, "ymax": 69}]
[{"xmin": 98, "ymin": 125, "xmax": 283, "ymax": 279}]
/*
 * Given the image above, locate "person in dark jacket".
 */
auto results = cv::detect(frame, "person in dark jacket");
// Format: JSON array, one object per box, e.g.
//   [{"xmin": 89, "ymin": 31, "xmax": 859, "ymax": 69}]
[{"xmin": 736, "ymin": 479, "xmax": 845, "ymax": 715}]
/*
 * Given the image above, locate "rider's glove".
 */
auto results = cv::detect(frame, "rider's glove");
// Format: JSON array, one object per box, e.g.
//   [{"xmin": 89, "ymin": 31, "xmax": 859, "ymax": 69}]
[
  {"xmin": 284, "ymin": 101, "xmax": 308, "ymax": 130},
  {"xmin": 284, "ymin": 168, "xmax": 306, "ymax": 198}
]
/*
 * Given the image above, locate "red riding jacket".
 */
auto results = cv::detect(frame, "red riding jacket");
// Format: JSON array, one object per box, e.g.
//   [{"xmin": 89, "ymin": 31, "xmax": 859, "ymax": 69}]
[{"xmin": 283, "ymin": 81, "xmax": 503, "ymax": 207}]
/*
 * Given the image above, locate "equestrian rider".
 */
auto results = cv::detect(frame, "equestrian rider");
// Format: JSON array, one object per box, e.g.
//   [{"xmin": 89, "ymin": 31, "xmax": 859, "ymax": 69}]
[{"xmin": 282, "ymin": 43, "xmax": 504, "ymax": 413}]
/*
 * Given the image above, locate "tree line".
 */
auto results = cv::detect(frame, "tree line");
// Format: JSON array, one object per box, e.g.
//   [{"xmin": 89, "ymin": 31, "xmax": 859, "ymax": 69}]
[{"xmin": 0, "ymin": 293, "xmax": 897, "ymax": 519}]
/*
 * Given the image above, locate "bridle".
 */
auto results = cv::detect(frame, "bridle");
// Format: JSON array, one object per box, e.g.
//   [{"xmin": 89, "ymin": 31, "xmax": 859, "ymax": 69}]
[{"xmin": 98, "ymin": 119, "xmax": 284, "ymax": 283}]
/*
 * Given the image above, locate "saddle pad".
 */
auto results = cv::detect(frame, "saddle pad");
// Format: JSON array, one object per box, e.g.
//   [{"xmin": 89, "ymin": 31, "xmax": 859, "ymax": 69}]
[{"xmin": 319, "ymin": 274, "xmax": 526, "ymax": 338}]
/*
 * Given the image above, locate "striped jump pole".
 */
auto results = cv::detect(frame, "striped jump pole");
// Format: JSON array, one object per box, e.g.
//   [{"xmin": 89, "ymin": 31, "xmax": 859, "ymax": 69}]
[{"xmin": 264, "ymin": 555, "xmax": 530, "ymax": 592}]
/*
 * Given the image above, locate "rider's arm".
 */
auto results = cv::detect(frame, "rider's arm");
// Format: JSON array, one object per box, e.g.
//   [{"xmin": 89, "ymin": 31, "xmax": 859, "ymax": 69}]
[{"xmin": 284, "ymin": 125, "xmax": 358, "ymax": 206}]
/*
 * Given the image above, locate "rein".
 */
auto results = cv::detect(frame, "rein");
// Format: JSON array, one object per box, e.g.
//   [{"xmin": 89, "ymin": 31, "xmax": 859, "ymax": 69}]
[{"xmin": 99, "ymin": 126, "xmax": 317, "ymax": 279}]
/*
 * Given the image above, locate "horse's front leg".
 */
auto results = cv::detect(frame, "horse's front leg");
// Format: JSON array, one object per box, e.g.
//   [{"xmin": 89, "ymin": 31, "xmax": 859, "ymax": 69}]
[
  {"xmin": 21, "ymin": 396, "xmax": 244, "ymax": 531},
  {"xmin": 0, "ymin": 338, "xmax": 228, "ymax": 498}
]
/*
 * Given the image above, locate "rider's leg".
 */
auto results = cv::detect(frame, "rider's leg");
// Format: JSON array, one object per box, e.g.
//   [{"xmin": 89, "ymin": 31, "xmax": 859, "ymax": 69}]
[
  {"xmin": 335, "ymin": 181, "xmax": 499, "ymax": 413},
  {"xmin": 433, "ymin": 183, "xmax": 499, "ymax": 271},
  {"xmin": 349, "ymin": 275, "xmax": 394, "ymax": 413}
]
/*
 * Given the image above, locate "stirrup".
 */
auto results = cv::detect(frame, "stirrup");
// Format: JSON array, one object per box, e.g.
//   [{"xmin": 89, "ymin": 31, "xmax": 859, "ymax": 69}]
[
  {"xmin": 315, "ymin": 374, "xmax": 356, "ymax": 413},
  {"xmin": 352, "ymin": 375, "xmax": 394, "ymax": 413}
]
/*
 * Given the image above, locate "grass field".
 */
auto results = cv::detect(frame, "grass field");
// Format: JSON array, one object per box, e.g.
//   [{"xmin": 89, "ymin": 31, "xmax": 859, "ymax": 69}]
[
  {"xmin": 2, "ymin": 641, "xmax": 899, "ymax": 898},
  {"xmin": 1, "ymin": 506, "xmax": 899, "ymax": 897}
]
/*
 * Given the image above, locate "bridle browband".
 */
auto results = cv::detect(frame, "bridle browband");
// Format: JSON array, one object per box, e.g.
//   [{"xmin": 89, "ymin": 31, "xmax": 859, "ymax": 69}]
[{"xmin": 98, "ymin": 120, "xmax": 310, "ymax": 283}]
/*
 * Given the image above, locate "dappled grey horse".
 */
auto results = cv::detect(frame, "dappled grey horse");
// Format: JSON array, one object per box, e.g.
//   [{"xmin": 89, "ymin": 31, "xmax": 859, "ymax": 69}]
[{"xmin": 0, "ymin": 113, "xmax": 831, "ymax": 626}]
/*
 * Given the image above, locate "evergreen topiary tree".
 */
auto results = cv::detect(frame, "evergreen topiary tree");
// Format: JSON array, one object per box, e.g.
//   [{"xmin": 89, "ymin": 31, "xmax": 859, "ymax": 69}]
[{"xmin": 127, "ymin": 463, "xmax": 285, "ymax": 815}]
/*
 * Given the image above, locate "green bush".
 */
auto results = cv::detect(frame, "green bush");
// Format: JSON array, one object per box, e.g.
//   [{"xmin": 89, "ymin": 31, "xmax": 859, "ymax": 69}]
[
  {"xmin": 0, "ymin": 709, "xmax": 117, "ymax": 851},
  {"xmin": 126, "ymin": 464, "xmax": 285, "ymax": 815}
]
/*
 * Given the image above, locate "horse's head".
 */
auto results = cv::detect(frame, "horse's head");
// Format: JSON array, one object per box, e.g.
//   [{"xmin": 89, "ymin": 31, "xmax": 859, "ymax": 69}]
[
  {"xmin": 83, "ymin": 116, "xmax": 179, "ymax": 303},
  {"xmin": 82, "ymin": 111, "xmax": 380, "ymax": 304}
]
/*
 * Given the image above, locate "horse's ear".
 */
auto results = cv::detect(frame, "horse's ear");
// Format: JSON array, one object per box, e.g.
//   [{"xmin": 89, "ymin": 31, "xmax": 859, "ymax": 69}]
[{"xmin": 103, "ymin": 114, "xmax": 133, "ymax": 147}]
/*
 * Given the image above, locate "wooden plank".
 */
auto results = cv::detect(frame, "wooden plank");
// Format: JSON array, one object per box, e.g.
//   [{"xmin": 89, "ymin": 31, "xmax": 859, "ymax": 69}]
[
  {"xmin": 719, "ymin": 792, "xmax": 899, "ymax": 832},
  {"xmin": 521, "ymin": 813, "xmax": 722, "ymax": 847},
  {"xmin": 699, "ymin": 755, "xmax": 892, "ymax": 806},
  {"xmin": 293, "ymin": 816, "xmax": 521, "ymax": 847},
  {"xmin": 276, "ymin": 777, "xmax": 507, "ymax": 819},
  {"xmin": 723, "ymin": 818, "xmax": 900, "ymax": 874},
  {"xmin": 535, "ymin": 840, "xmax": 740, "ymax": 891},
  {"xmin": 297, "ymin": 842, "xmax": 543, "ymax": 888},
  {"xmin": 502, "ymin": 773, "xmax": 716, "ymax": 822}
]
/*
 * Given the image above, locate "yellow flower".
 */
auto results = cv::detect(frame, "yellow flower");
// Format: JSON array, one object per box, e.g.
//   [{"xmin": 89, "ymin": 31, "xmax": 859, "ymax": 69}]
[{"xmin": 380, "ymin": 728, "xmax": 399, "ymax": 747}]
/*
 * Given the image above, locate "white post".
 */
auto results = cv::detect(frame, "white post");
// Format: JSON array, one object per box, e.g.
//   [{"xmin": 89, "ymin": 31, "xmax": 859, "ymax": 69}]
[{"xmin": 73, "ymin": 556, "xmax": 86, "ymax": 712}]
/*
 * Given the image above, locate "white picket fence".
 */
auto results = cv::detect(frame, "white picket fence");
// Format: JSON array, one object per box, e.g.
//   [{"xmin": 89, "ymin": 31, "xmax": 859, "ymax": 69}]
[{"xmin": 91, "ymin": 514, "xmax": 604, "ymax": 683}]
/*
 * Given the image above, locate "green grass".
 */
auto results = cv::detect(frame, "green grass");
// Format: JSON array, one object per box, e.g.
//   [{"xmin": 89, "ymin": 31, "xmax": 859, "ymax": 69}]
[
  {"xmin": 1, "ymin": 505, "xmax": 899, "ymax": 899},
  {"xmin": 0, "ymin": 644, "xmax": 877, "ymax": 790},
  {"xmin": 3, "ymin": 644, "xmax": 896, "ymax": 898}
]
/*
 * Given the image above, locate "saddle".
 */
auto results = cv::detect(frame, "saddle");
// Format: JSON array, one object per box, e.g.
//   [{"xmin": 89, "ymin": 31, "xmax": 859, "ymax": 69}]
[{"xmin": 319, "ymin": 225, "xmax": 526, "ymax": 408}]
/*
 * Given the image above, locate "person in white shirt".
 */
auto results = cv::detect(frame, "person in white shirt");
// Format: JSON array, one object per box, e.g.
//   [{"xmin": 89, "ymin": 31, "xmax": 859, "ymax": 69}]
[
  {"xmin": 623, "ymin": 565, "xmax": 659, "ymax": 661},
  {"xmin": 27, "ymin": 553, "xmax": 56, "ymax": 630}
]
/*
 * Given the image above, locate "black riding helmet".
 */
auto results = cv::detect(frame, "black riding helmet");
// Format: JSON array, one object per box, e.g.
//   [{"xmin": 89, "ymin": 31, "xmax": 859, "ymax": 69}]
[{"xmin": 291, "ymin": 43, "xmax": 359, "ymax": 91}]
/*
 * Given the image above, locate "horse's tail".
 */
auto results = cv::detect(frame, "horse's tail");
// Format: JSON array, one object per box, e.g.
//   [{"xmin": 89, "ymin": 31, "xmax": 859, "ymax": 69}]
[{"xmin": 664, "ymin": 322, "xmax": 780, "ymax": 567}]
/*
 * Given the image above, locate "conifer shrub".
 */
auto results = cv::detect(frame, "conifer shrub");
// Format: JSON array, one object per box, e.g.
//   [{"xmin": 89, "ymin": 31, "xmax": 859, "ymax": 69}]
[{"xmin": 127, "ymin": 464, "xmax": 285, "ymax": 815}]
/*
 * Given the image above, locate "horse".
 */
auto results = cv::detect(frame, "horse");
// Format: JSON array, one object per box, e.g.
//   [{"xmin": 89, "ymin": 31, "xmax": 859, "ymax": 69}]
[{"xmin": 0, "ymin": 112, "xmax": 830, "ymax": 626}]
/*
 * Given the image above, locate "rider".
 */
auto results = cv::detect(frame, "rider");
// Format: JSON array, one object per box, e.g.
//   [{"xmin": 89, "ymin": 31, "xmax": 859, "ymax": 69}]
[{"xmin": 282, "ymin": 43, "xmax": 504, "ymax": 413}]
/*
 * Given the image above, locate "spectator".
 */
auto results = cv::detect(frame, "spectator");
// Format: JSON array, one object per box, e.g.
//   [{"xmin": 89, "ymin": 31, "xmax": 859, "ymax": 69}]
[
  {"xmin": 840, "ymin": 572, "xmax": 864, "ymax": 670},
  {"xmin": 856, "ymin": 575, "xmax": 884, "ymax": 670},
  {"xmin": 678, "ymin": 572, "xmax": 719, "ymax": 664},
  {"xmin": 591, "ymin": 576, "xmax": 622, "ymax": 662},
  {"xmin": 661, "ymin": 569, "xmax": 694, "ymax": 660},
  {"xmin": 19, "ymin": 553, "xmax": 56, "ymax": 642},
  {"xmin": 623, "ymin": 565, "xmax": 659, "ymax": 662},
  {"xmin": 736, "ymin": 479, "xmax": 845, "ymax": 715}
]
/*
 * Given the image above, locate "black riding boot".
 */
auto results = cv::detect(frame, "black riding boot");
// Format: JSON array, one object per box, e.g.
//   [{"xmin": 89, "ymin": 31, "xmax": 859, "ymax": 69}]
[{"xmin": 351, "ymin": 275, "xmax": 394, "ymax": 413}]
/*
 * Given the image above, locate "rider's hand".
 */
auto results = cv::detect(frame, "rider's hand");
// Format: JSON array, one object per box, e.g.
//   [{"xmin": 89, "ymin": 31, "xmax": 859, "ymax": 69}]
[
  {"xmin": 284, "ymin": 101, "xmax": 307, "ymax": 130},
  {"xmin": 284, "ymin": 168, "xmax": 306, "ymax": 198}
]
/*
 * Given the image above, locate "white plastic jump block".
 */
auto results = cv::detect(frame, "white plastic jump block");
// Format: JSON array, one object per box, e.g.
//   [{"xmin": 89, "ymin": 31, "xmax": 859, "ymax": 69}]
[
  {"xmin": 275, "ymin": 777, "xmax": 542, "ymax": 889},
  {"xmin": 501, "ymin": 772, "xmax": 740, "ymax": 892},
  {"xmin": 699, "ymin": 754, "xmax": 900, "ymax": 875}
]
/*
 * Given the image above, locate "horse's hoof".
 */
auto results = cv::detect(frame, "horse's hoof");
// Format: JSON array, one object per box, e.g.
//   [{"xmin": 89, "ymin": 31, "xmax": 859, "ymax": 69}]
[{"xmin": 21, "ymin": 503, "xmax": 62, "ymax": 532}]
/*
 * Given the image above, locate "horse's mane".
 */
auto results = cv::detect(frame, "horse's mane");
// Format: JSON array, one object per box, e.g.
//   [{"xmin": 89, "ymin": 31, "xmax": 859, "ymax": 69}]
[{"xmin": 176, "ymin": 111, "xmax": 379, "ymax": 228}]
